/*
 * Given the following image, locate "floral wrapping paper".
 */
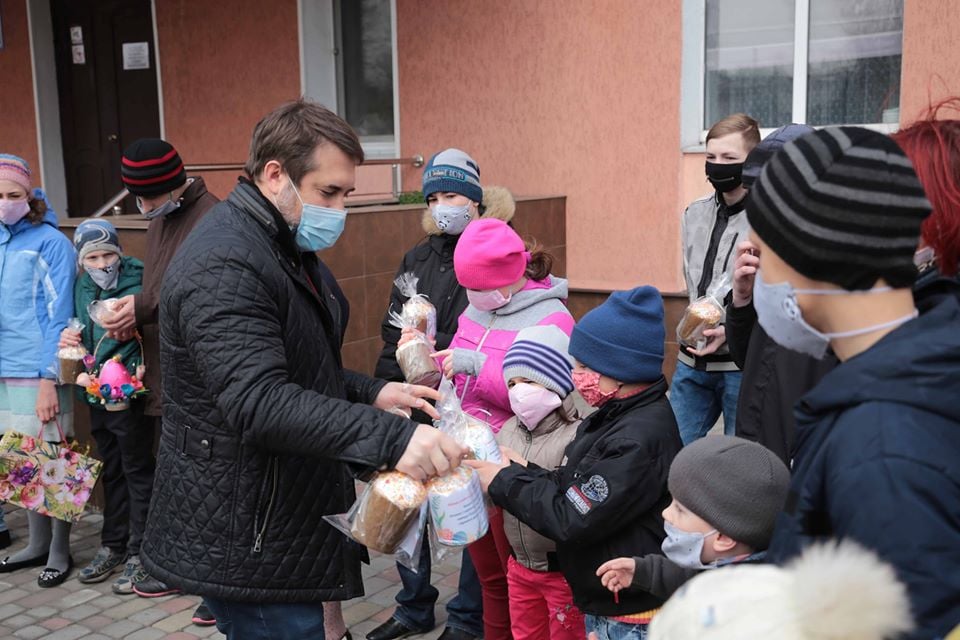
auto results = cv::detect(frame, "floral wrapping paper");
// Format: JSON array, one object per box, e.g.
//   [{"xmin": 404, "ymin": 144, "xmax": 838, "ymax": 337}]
[{"xmin": 0, "ymin": 431, "xmax": 102, "ymax": 522}]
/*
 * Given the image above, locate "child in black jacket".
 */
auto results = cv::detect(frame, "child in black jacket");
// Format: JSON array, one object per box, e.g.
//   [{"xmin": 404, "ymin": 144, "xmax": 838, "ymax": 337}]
[{"xmin": 469, "ymin": 286, "xmax": 682, "ymax": 639}]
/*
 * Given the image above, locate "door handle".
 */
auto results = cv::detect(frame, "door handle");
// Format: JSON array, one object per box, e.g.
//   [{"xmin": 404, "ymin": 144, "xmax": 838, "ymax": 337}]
[{"xmin": 107, "ymin": 134, "xmax": 119, "ymax": 142}]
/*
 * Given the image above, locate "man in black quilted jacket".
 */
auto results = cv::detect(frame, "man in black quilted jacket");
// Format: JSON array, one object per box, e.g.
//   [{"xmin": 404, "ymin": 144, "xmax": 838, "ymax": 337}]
[{"xmin": 140, "ymin": 99, "xmax": 467, "ymax": 640}]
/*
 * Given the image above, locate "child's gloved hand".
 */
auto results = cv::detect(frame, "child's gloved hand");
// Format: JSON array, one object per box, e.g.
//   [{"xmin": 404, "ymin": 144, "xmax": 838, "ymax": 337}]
[
  {"xmin": 59, "ymin": 328, "xmax": 82, "ymax": 349},
  {"xmin": 596, "ymin": 557, "xmax": 637, "ymax": 594}
]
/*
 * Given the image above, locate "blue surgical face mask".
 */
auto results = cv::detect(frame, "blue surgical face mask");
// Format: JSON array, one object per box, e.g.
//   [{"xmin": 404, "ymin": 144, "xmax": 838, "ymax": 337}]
[
  {"xmin": 661, "ymin": 521, "xmax": 718, "ymax": 570},
  {"xmin": 289, "ymin": 179, "xmax": 347, "ymax": 252},
  {"xmin": 431, "ymin": 202, "xmax": 473, "ymax": 236},
  {"xmin": 752, "ymin": 269, "xmax": 917, "ymax": 360}
]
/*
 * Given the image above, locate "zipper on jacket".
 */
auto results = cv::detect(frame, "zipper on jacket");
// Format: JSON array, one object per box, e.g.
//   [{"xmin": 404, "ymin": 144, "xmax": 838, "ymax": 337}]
[
  {"xmin": 459, "ymin": 316, "xmax": 496, "ymax": 401},
  {"xmin": 252, "ymin": 457, "xmax": 279, "ymax": 554},
  {"xmin": 516, "ymin": 429, "xmax": 535, "ymax": 562},
  {"xmin": 720, "ymin": 231, "xmax": 740, "ymax": 276}
]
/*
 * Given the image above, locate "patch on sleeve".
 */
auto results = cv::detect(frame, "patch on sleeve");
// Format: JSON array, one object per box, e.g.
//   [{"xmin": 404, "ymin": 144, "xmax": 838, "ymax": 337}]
[
  {"xmin": 580, "ymin": 475, "xmax": 609, "ymax": 503},
  {"xmin": 565, "ymin": 485, "xmax": 593, "ymax": 515}
]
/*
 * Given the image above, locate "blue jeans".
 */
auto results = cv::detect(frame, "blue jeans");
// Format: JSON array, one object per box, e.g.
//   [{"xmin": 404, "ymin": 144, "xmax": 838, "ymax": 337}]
[
  {"xmin": 670, "ymin": 362, "xmax": 742, "ymax": 445},
  {"xmin": 203, "ymin": 597, "xmax": 324, "ymax": 640},
  {"xmin": 585, "ymin": 614, "xmax": 648, "ymax": 640},
  {"xmin": 0, "ymin": 507, "xmax": 7, "ymax": 533},
  {"xmin": 394, "ymin": 533, "xmax": 483, "ymax": 636}
]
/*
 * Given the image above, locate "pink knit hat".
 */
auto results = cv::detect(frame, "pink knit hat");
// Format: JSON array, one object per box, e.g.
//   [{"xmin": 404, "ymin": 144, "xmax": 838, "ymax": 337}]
[
  {"xmin": 454, "ymin": 218, "xmax": 529, "ymax": 290},
  {"xmin": 0, "ymin": 155, "xmax": 32, "ymax": 193}
]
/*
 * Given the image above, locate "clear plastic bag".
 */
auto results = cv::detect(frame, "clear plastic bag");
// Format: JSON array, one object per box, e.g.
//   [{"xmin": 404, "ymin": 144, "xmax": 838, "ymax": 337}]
[
  {"xmin": 390, "ymin": 274, "xmax": 441, "ymax": 387},
  {"xmin": 435, "ymin": 378, "xmax": 502, "ymax": 463},
  {"xmin": 427, "ymin": 465, "xmax": 489, "ymax": 563},
  {"xmin": 677, "ymin": 274, "xmax": 729, "ymax": 349},
  {"xmin": 87, "ymin": 298, "xmax": 121, "ymax": 328},
  {"xmin": 56, "ymin": 317, "xmax": 88, "ymax": 384},
  {"xmin": 323, "ymin": 471, "xmax": 429, "ymax": 571},
  {"xmin": 390, "ymin": 273, "xmax": 438, "ymax": 338}
]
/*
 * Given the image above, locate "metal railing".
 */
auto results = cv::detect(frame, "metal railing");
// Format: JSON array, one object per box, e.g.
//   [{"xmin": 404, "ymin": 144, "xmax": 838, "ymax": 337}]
[{"xmin": 92, "ymin": 155, "xmax": 424, "ymax": 217}]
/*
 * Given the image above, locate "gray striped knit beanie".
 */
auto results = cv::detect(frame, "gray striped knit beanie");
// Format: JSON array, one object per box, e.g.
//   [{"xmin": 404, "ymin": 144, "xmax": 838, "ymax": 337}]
[
  {"xmin": 747, "ymin": 126, "xmax": 932, "ymax": 290},
  {"xmin": 502, "ymin": 326, "xmax": 574, "ymax": 397},
  {"xmin": 422, "ymin": 148, "xmax": 482, "ymax": 204}
]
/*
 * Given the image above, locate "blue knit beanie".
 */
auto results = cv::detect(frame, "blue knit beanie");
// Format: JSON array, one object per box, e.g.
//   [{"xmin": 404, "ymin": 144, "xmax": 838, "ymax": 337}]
[
  {"xmin": 422, "ymin": 148, "xmax": 482, "ymax": 204},
  {"xmin": 73, "ymin": 219, "xmax": 123, "ymax": 262},
  {"xmin": 502, "ymin": 326, "xmax": 574, "ymax": 397},
  {"xmin": 569, "ymin": 286, "xmax": 665, "ymax": 383},
  {"xmin": 741, "ymin": 123, "xmax": 815, "ymax": 189}
]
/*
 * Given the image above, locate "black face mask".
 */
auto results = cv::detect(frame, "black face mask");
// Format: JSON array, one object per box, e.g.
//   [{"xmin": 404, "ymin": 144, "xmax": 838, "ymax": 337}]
[{"xmin": 705, "ymin": 161, "xmax": 744, "ymax": 193}]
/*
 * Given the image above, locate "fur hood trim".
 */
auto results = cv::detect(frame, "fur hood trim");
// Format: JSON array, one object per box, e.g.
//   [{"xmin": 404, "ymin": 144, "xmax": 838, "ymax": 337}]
[{"xmin": 421, "ymin": 186, "xmax": 515, "ymax": 236}]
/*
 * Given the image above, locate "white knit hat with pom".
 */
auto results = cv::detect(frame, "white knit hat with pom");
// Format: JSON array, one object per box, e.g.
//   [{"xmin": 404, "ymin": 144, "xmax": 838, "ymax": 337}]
[{"xmin": 648, "ymin": 540, "xmax": 913, "ymax": 640}]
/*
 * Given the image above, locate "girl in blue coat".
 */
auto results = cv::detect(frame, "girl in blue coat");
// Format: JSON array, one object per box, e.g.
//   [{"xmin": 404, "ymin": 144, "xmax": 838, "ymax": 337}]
[{"xmin": 0, "ymin": 154, "xmax": 77, "ymax": 587}]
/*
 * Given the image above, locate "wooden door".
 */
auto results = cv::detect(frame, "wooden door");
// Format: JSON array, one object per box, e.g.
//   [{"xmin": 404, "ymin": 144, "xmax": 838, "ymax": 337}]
[{"xmin": 51, "ymin": 0, "xmax": 160, "ymax": 216}]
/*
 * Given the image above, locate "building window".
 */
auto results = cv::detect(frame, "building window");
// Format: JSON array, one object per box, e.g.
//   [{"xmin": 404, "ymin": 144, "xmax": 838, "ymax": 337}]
[
  {"xmin": 300, "ymin": 0, "xmax": 398, "ymax": 157},
  {"xmin": 685, "ymin": 0, "xmax": 903, "ymax": 146},
  {"xmin": 337, "ymin": 0, "xmax": 395, "ymax": 146}
]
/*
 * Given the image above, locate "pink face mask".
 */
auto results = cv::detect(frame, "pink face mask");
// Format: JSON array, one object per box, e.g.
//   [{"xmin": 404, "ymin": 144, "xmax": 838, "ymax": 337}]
[
  {"xmin": 572, "ymin": 369, "xmax": 619, "ymax": 408},
  {"xmin": 467, "ymin": 288, "xmax": 512, "ymax": 312},
  {"xmin": 508, "ymin": 383, "xmax": 562, "ymax": 430},
  {"xmin": 0, "ymin": 199, "xmax": 31, "ymax": 226}
]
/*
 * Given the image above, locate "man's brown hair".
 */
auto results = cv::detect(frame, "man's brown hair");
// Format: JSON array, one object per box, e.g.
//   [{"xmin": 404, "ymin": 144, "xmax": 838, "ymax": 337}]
[
  {"xmin": 245, "ymin": 98, "xmax": 365, "ymax": 185},
  {"xmin": 706, "ymin": 113, "xmax": 761, "ymax": 150}
]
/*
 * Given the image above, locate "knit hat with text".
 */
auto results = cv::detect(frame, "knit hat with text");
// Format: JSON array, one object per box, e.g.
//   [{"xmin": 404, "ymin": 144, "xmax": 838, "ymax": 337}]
[
  {"xmin": 747, "ymin": 126, "xmax": 932, "ymax": 290},
  {"xmin": 422, "ymin": 148, "xmax": 483, "ymax": 204},
  {"xmin": 121, "ymin": 138, "xmax": 187, "ymax": 197}
]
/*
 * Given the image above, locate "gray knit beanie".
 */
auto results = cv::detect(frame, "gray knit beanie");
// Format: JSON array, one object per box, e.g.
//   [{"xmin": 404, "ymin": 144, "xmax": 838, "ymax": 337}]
[
  {"xmin": 502, "ymin": 326, "xmax": 574, "ymax": 397},
  {"xmin": 668, "ymin": 436, "xmax": 790, "ymax": 550}
]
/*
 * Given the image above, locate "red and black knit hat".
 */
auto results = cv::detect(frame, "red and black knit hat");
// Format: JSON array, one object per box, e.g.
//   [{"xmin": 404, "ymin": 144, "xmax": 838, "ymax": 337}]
[{"xmin": 121, "ymin": 138, "xmax": 186, "ymax": 197}]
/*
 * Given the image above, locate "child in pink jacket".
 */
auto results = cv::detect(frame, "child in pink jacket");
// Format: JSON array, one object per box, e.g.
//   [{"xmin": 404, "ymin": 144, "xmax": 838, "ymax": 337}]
[{"xmin": 436, "ymin": 217, "xmax": 575, "ymax": 640}]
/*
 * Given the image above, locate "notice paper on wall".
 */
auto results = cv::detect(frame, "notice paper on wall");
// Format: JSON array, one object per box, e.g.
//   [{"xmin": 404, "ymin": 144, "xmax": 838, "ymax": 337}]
[{"xmin": 122, "ymin": 42, "xmax": 150, "ymax": 70}]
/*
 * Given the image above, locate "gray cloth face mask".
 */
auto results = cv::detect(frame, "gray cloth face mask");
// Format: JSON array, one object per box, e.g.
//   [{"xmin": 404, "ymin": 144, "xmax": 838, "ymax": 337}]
[{"xmin": 84, "ymin": 262, "xmax": 121, "ymax": 290}]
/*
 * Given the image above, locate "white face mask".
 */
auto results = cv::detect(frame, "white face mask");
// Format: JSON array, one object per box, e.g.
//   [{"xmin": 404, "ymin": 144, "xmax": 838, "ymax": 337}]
[
  {"xmin": 661, "ymin": 521, "xmax": 718, "ymax": 570},
  {"xmin": 508, "ymin": 383, "xmax": 562, "ymax": 430},
  {"xmin": 752, "ymin": 269, "xmax": 917, "ymax": 360},
  {"xmin": 467, "ymin": 288, "xmax": 512, "ymax": 312},
  {"xmin": 431, "ymin": 202, "xmax": 473, "ymax": 236}
]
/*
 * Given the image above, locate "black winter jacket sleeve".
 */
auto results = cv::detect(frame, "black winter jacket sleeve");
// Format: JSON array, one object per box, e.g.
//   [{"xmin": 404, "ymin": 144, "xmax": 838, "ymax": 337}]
[
  {"xmin": 725, "ymin": 300, "xmax": 757, "ymax": 370},
  {"xmin": 175, "ymin": 246, "xmax": 415, "ymax": 468},
  {"xmin": 490, "ymin": 436, "xmax": 673, "ymax": 545},
  {"xmin": 629, "ymin": 555, "xmax": 698, "ymax": 601}
]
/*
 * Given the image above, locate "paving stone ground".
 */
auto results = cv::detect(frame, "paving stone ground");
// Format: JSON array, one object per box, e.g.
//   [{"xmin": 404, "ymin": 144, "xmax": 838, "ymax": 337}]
[{"xmin": 1, "ymin": 505, "xmax": 458, "ymax": 640}]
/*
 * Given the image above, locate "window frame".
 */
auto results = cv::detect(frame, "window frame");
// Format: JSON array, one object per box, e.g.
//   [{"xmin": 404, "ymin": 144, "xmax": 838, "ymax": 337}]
[
  {"xmin": 680, "ymin": 0, "xmax": 900, "ymax": 152},
  {"xmin": 299, "ymin": 0, "xmax": 400, "ymax": 160}
]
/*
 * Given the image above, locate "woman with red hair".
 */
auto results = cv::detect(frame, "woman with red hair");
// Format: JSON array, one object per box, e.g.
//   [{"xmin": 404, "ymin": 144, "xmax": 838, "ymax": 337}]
[{"xmin": 892, "ymin": 99, "xmax": 960, "ymax": 307}]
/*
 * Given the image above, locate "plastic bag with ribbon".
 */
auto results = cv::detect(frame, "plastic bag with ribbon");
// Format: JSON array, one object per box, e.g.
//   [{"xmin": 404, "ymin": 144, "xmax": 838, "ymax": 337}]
[
  {"xmin": 87, "ymin": 298, "xmax": 122, "ymax": 328},
  {"xmin": 55, "ymin": 317, "xmax": 88, "ymax": 384},
  {"xmin": 435, "ymin": 377, "xmax": 502, "ymax": 463},
  {"xmin": 677, "ymin": 273, "xmax": 730, "ymax": 349},
  {"xmin": 323, "ymin": 471, "xmax": 428, "ymax": 572},
  {"xmin": 390, "ymin": 273, "xmax": 442, "ymax": 387}
]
